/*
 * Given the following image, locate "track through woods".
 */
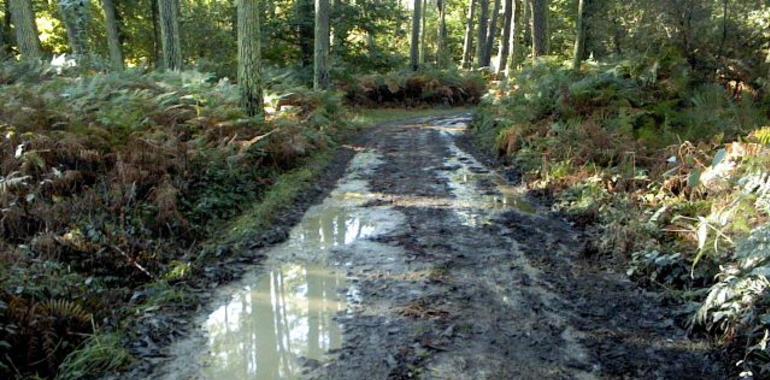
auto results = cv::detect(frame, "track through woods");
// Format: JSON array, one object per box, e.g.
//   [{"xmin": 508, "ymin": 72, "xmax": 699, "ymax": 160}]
[{"xmin": 149, "ymin": 115, "xmax": 723, "ymax": 379}]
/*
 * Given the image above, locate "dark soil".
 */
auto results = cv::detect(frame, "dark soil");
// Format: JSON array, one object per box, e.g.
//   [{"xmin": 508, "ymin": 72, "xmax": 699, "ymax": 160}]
[
  {"xmin": 308, "ymin": 115, "xmax": 724, "ymax": 379},
  {"xmin": 124, "ymin": 114, "xmax": 725, "ymax": 379}
]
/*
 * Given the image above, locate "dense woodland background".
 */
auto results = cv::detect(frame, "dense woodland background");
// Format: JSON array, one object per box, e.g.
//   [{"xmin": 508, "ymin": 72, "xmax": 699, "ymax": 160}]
[{"xmin": 2, "ymin": 0, "xmax": 770, "ymax": 378}]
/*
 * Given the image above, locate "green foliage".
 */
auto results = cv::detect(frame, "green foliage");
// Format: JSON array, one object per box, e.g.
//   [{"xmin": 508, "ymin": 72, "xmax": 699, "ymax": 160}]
[
  {"xmin": 0, "ymin": 61, "xmax": 349, "ymax": 379},
  {"xmin": 473, "ymin": 57, "xmax": 770, "ymax": 374},
  {"xmin": 56, "ymin": 334, "xmax": 133, "ymax": 380}
]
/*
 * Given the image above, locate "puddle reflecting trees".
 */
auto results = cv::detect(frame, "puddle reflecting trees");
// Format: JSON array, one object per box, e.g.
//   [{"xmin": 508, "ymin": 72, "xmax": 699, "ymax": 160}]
[{"xmin": 203, "ymin": 264, "xmax": 345, "ymax": 380}]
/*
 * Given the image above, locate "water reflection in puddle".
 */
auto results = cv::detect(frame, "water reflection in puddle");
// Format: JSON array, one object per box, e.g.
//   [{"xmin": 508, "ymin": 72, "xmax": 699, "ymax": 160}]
[
  {"xmin": 432, "ymin": 117, "xmax": 537, "ymax": 226},
  {"xmin": 292, "ymin": 208, "xmax": 378, "ymax": 250},
  {"xmin": 160, "ymin": 150, "xmax": 402, "ymax": 380},
  {"xmin": 202, "ymin": 264, "xmax": 345, "ymax": 380}
]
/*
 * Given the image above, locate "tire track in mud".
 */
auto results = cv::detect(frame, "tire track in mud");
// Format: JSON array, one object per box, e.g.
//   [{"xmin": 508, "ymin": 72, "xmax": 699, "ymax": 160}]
[
  {"xmin": 309, "ymin": 115, "xmax": 724, "ymax": 379},
  {"xmin": 143, "ymin": 115, "xmax": 724, "ymax": 379}
]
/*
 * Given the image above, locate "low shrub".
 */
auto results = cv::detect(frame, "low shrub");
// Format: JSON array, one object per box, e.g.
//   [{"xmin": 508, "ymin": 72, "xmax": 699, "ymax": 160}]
[{"xmin": 341, "ymin": 68, "xmax": 487, "ymax": 107}]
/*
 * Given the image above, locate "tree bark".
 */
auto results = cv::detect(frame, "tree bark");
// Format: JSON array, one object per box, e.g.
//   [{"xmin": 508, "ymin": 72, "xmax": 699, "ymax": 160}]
[
  {"xmin": 331, "ymin": 0, "xmax": 348, "ymax": 57},
  {"xmin": 158, "ymin": 0, "xmax": 182, "ymax": 70},
  {"xmin": 436, "ymin": 0, "xmax": 449, "ymax": 68},
  {"xmin": 529, "ymin": 0, "xmax": 548, "ymax": 59},
  {"xmin": 483, "ymin": 0, "xmax": 500, "ymax": 67},
  {"xmin": 9, "ymin": 0, "xmax": 42, "ymax": 59},
  {"xmin": 419, "ymin": 0, "xmax": 426, "ymax": 64},
  {"xmin": 410, "ymin": 0, "xmax": 421, "ymax": 70},
  {"xmin": 461, "ymin": 0, "xmax": 475, "ymax": 69},
  {"xmin": 1, "ymin": 1, "xmax": 10, "ymax": 57},
  {"xmin": 296, "ymin": 0, "xmax": 313, "ymax": 67},
  {"xmin": 102, "ymin": 0, "xmax": 124, "ymax": 70},
  {"xmin": 496, "ymin": 0, "xmax": 513, "ymax": 76},
  {"xmin": 572, "ymin": 0, "xmax": 585, "ymax": 70},
  {"xmin": 506, "ymin": 0, "xmax": 521, "ymax": 74},
  {"xmin": 522, "ymin": 0, "xmax": 530, "ymax": 53},
  {"xmin": 475, "ymin": 0, "xmax": 488, "ymax": 67},
  {"xmin": 313, "ymin": 0, "xmax": 330, "ymax": 89},
  {"xmin": 237, "ymin": 0, "xmax": 263, "ymax": 117},
  {"xmin": 59, "ymin": 0, "xmax": 92, "ymax": 67}
]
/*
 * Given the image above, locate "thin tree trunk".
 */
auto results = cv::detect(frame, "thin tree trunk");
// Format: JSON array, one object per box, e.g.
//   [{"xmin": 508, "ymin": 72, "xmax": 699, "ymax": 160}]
[
  {"xmin": 483, "ymin": 0, "xmax": 500, "ymax": 67},
  {"xmin": 506, "ymin": 0, "xmax": 520, "ymax": 75},
  {"xmin": 436, "ymin": 0, "xmax": 449, "ymax": 68},
  {"xmin": 475, "ymin": 0, "xmax": 488, "ymax": 67},
  {"xmin": 496, "ymin": 0, "xmax": 512, "ymax": 76},
  {"xmin": 1, "ymin": 1, "xmax": 10, "ymax": 57},
  {"xmin": 151, "ymin": 0, "xmax": 160, "ymax": 66},
  {"xmin": 522, "ymin": 0, "xmax": 531, "ymax": 54},
  {"xmin": 158, "ymin": 0, "xmax": 182, "ymax": 70},
  {"xmin": 0, "ymin": 14, "xmax": 5, "ymax": 57},
  {"xmin": 361, "ymin": 6, "xmax": 376, "ymax": 57},
  {"xmin": 572, "ymin": 0, "xmax": 585, "ymax": 70},
  {"xmin": 461, "ymin": 0, "xmax": 476, "ymax": 69},
  {"xmin": 102, "ymin": 0, "xmax": 124, "ymax": 70},
  {"xmin": 313, "ymin": 0, "xmax": 330, "ymax": 89},
  {"xmin": 9, "ymin": 0, "xmax": 42, "ymax": 59},
  {"xmin": 296, "ymin": 0, "xmax": 313, "ymax": 67},
  {"xmin": 530, "ymin": 0, "xmax": 548, "ymax": 59},
  {"xmin": 331, "ymin": 0, "xmax": 348, "ymax": 57},
  {"xmin": 237, "ymin": 0, "xmax": 263, "ymax": 117},
  {"xmin": 410, "ymin": 0, "xmax": 421, "ymax": 70},
  {"xmin": 419, "ymin": 0, "xmax": 426, "ymax": 64},
  {"xmin": 717, "ymin": 0, "xmax": 728, "ymax": 59},
  {"xmin": 59, "ymin": 0, "xmax": 91, "ymax": 67}
]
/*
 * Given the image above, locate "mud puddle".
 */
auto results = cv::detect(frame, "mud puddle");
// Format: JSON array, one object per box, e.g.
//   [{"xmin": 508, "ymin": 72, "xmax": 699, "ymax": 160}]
[
  {"xmin": 200, "ymin": 263, "xmax": 345, "ymax": 379},
  {"xmin": 430, "ymin": 116, "xmax": 537, "ymax": 225},
  {"xmin": 155, "ymin": 150, "xmax": 404, "ymax": 380}
]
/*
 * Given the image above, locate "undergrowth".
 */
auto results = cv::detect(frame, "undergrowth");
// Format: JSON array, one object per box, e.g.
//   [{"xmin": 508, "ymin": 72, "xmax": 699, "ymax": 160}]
[
  {"xmin": 0, "ymin": 61, "xmax": 350, "ymax": 379},
  {"xmin": 472, "ymin": 55, "xmax": 770, "ymax": 376},
  {"xmin": 342, "ymin": 68, "xmax": 487, "ymax": 107}
]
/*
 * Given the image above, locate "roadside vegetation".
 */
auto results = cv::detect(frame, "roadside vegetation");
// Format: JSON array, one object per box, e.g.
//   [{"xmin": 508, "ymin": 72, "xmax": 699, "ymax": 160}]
[
  {"xmin": 2, "ymin": 0, "xmax": 769, "ymax": 377},
  {"xmin": 472, "ymin": 4, "xmax": 770, "ymax": 375}
]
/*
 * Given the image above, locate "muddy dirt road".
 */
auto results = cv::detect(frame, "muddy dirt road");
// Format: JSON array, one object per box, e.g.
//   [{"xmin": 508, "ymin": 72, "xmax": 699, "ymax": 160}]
[{"xmin": 147, "ymin": 115, "xmax": 723, "ymax": 379}]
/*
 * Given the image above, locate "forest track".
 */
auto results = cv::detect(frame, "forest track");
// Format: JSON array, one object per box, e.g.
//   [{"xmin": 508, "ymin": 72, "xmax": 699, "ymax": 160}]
[{"xmin": 143, "ymin": 114, "xmax": 724, "ymax": 379}]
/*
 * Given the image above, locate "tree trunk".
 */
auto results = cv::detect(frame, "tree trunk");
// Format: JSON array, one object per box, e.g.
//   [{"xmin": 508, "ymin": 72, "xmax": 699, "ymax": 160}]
[
  {"xmin": 1, "ymin": 1, "xmax": 11, "ymax": 56},
  {"xmin": 522, "ymin": 0, "xmax": 530, "ymax": 53},
  {"xmin": 506, "ymin": 0, "xmax": 521, "ymax": 75},
  {"xmin": 313, "ymin": 0, "xmax": 330, "ymax": 89},
  {"xmin": 436, "ymin": 0, "xmax": 449, "ymax": 68},
  {"xmin": 419, "ymin": 0, "xmax": 426, "ymax": 64},
  {"xmin": 237, "ymin": 0, "xmax": 263, "ymax": 117},
  {"xmin": 151, "ymin": 0, "xmax": 160, "ymax": 66},
  {"xmin": 9, "ymin": 0, "xmax": 42, "ymax": 59},
  {"xmin": 495, "ymin": 0, "xmax": 513, "ymax": 76},
  {"xmin": 461, "ymin": 0, "xmax": 475, "ymax": 69},
  {"xmin": 529, "ymin": 0, "xmax": 548, "ymax": 59},
  {"xmin": 331, "ymin": 0, "xmax": 348, "ymax": 57},
  {"xmin": 475, "ymin": 0, "xmax": 488, "ymax": 67},
  {"xmin": 158, "ymin": 0, "xmax": 182, "ymax": 70},
  {"xmin": 59, "ymin": 0, "xmax": 92, "ymax": 67},
  {"xmin": 296, "ymin": 0, "xmax": 313, "ymax": 67},
  {"xmin": 571, "ymin": 0, "xmax": 585, "ymax": 70},
  {"xmin": 102, "ymin": 0, "xmax": 124, "ymax": 70},
  {"xmin": 361, "ymin": 6, "xmax": 376, "ymax": 57},
  {"xmin": 483, "ymin": 0, "xmax": 500, "ymax": 67},
  {"xmin": 410, "ymin": 0, "xmax": 421, "ymax": 70}
]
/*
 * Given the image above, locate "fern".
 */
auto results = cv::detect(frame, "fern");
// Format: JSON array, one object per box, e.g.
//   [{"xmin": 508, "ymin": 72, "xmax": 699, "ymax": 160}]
[{"xmin": 751, "ymin": 127, "xmax": 770, "ymax": 146}]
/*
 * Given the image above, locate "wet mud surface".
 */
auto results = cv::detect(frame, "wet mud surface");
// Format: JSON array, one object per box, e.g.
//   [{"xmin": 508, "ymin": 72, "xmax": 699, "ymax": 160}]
[{"xmin": 134, "ymin": 115, "xmax": 724, "ymax": 379}]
